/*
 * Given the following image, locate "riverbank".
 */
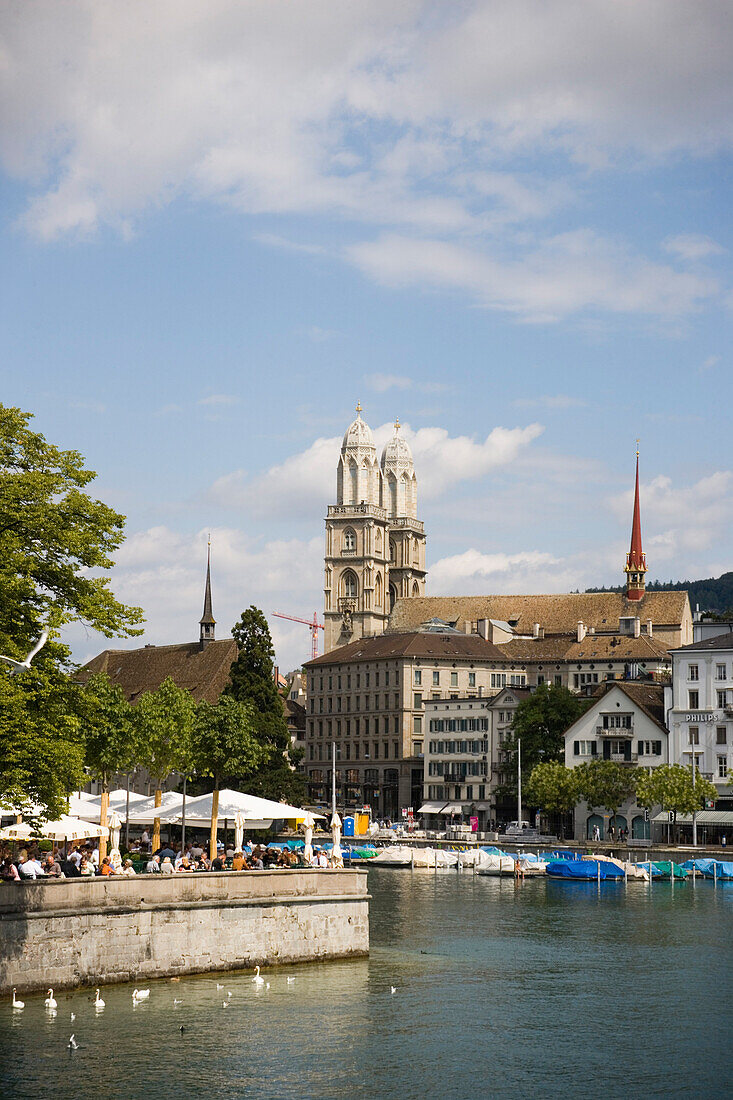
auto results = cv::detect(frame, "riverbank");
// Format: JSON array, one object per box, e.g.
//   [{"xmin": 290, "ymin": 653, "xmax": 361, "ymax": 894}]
[{"xmin": 0, "ymin": 869, "xmax": 369, "ymax": 995}]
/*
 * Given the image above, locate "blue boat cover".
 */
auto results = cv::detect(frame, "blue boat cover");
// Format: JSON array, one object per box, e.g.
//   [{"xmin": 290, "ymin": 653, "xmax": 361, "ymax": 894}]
[{"xmin": 546, "ymin": 860, "xmax": 624, "ymax": 880}]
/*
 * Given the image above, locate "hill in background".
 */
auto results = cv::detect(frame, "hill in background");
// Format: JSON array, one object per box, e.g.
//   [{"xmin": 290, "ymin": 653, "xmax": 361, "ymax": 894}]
[{"xmin": 585, "ymin": 572, "xmax": 733, "ymax": 616}]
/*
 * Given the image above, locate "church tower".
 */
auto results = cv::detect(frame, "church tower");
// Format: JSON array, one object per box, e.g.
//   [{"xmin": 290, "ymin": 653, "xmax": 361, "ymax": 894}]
[
  {"xmin": 324, "ymin": 405, "xmax": 390, "ymax": 652},
  {"xmin": 381, "ymin": 418, "xmax": 427, "ymax": 610},
  {"xmin": 624, "ymin": 447, "xmax": 647, "ymax": 601},
  {"xmin": 199, "ymin": 538, "xmax": 216, "ymax": 647}
]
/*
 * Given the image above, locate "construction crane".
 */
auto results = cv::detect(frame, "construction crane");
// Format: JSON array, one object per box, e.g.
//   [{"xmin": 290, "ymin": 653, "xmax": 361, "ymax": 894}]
[{"xmin": 272, "ymin": 611, "xmax": 325, "ymax": 661}]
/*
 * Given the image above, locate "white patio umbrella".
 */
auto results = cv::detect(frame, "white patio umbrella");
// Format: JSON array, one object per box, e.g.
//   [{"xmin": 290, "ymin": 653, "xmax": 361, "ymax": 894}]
[
  {"xmin": 175, "ymin": 789, "xmax": 324, "ymax": 826},
  {"xmin": 39, "ymin": 815, "xmax": 110, "ymax": 841},
  {"xmin": 303, "ymin": 822, "xmax": 314, "ymax": 865},
  {"xmin": 108, "ymin": 811, "xmax": 122, "ymax": 852},
  {"xmin": 0, "ymin": 822, "xmax": 33, "ymax": 841},
  {"xmin": 234, "ymin": 811, "xmax": 246, "ymax": 853},
  {"xmin": 123, "ymin": 791, "xmax": 186, "ymax": 824},
  {"xmin": 330, "ymin": 812, "xmax": 343, "ymax": 868}
]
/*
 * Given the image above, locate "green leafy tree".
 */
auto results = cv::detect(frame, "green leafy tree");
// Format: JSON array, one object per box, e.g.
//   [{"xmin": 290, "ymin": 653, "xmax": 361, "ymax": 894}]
[
  {"xmin": 500, "ymin": 684, "xmax": 588, "ymax": 796},
  {"xmin": 0, "ymin": 405, "xmax": 143, "ymax": 817},
  {"xmin": 636, "ymin": 764, "xmax": 717, "ymax": 821},
  {"xmin": 226, "ymin": 607, "xmax": 306, "ymax": 803},
  {"xmin": 192, "ymin": 696, "xmax": 267, "ymax": 858},
  {"xmin": 82, "ymin": 672, "xmax": 138, "ymax": 855},
  {"xmin": 134, "ymin": 677, "xmax": 196, "ymax": 850},
  {"xmin": 577, "ymin": 760, "xmax": 639, "ymax": 822},
  {"xmin": 525, "ymin": 762, "xmax": 581, "ymax": 823}
]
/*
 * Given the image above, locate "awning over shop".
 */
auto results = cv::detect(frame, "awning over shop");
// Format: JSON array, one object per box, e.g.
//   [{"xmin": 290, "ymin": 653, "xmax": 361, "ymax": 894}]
[
  {"xmin": 652, "ymin": 810, "xmax": 733, "ymax": 825},
  {"xmin": 417, "ymin": 802, "xmax": 464, "ymax": 815}
]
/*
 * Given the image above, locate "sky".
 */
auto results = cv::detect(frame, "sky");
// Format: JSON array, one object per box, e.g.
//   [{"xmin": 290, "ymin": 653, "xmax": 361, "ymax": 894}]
[{"xmin": 1, "ymin": 1, "xmax": 731, "ymax": 672}]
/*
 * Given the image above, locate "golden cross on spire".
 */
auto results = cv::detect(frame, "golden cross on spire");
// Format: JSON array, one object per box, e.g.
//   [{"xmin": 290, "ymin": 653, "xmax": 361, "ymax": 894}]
[
  {"xmin": 636, "ymin": 438, "xmax": 640, "ymax": 457},
  {"xmin": 355, "ymin": 401, "xmax": 362, "ymax": 414},
  {"xmin": 394, "ymin": 416, "xmax": 400, "ymax": 432}
]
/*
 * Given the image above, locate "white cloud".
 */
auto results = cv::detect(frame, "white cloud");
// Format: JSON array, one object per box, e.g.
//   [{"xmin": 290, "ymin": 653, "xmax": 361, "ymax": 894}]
[
  {"xmin": 663, "ymin": 234, "xmax": 726, "ymax": 261},
  {"xmin": 610, "ymin": 471, "xmax": 733, "ymax": 556},
  {"xmin": 429, "ymin": 549, "xmax": 565, "ymax": 595},
  {"xmin": 347, "ymin": 231, "xmax": 719, "ymax": 321},
  {"xmin": 700, "ymin": 354, "xmax": 721, "ymax": 372},
  {"xmin": 206, "ymin": 418, "xmax": 544, "ymax": 517},
  {"xmin": 368, "ymin": 373, "xmax": 414, "ymax": 393},
  {"xmin": 66, "ymin": 525, "xmax": 324, "ymax": 673},
  {"xmin": 1, "ymin": 2, "xmax": 730, "ymax": 320}
]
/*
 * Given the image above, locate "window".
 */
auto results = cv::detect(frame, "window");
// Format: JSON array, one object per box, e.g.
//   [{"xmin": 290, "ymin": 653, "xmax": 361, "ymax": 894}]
[
  {"xmin": 573, "ymin": 740, "xmax": 597, "ymax": 756},
  {"xmin": 433, "ymin": 671, "xmax": 440, "ymax": 687},
  {"xmin": 689, "ymin": 664, "xmax": 699, "ymax": 681},
  {"xmin": 638, "ymin": 740, "xmax": 662, "ymax": 756},
  {"xmin": 343, "ymin": 528, "xmax": 356, "ymax": 552},
  {"xmin": 373, "ymin": 742, "xmax": 379, "ymax": 759},
  {"xmin": 383, "ymin": 741, "xmax": 389, "ymax": 759},
  {"xmin": 450, "ymin": 672, "xmax": 458, "ymax": 688},
  {"xmin": 414, "ymin": 669, "xmax": 422, "ymax": 686},
  {"xmin": 414, "ymin": 741, "xmax": 423, "ymax": 756},
  {"xmin": 468, "ymin": 672, "xmax": 476, "ymax": 687},
  {"xmin": 688, "ymin": 691, "xmax": 699, "ymax": 709},
  {"xmin": 716, "ymin": 664, "xmax": 727, "ymax": 681},
  {"xmin": 716, "ymin": 727, "xmax": 727, "ymax": 745},
  {"xmin": 689, "ymin": 727, "xmax": 699, "ymax": 745},
  {"xmin": 718, "ymin": 756, "xmax": 728, "ymax": 779},
  {"xmin": 717, "ymin": 691, "xmax": 728, "ymax": 709},
  {"xmin": 554, "ymin": 675, "xmax": 562, "ymax": 687},
  {"xmin": 342, "ymin": 571, "xmax": 358, "ymax": 599},
  {"xmin": 414, "ymin": 716, "xmax": 422, "ymax": 734},
  {"xmin": 413, "ymin": 692, "xmax": 423, "ymax": 709}
]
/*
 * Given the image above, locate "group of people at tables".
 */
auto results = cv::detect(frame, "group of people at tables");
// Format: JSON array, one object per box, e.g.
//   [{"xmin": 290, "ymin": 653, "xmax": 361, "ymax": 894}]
[{"xmin": 0, "ymin": 836, "xmax": 339, "ymax": 881}]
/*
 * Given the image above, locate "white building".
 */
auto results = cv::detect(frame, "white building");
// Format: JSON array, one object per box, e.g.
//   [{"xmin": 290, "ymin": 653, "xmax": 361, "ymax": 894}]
[
  {"xmin": 421, "ymin": 696, "xmax": 494, "ymax": 831},
  {"xmin": 563, "ymin": 681, "xmax": 668, "ymax": 841},
  {"xmin": 667, "ymin": 633, "xmax": 733, "ymax": 802}
]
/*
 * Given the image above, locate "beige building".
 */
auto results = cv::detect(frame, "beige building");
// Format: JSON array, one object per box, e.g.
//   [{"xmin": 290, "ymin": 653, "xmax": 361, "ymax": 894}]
[
  {"xmin": 304, "ymin": 624, "xmax": 525, "ymax": 817},
  {"xmin": 324, "ymin": 406, "xmax": 426, "ymax": 653}
]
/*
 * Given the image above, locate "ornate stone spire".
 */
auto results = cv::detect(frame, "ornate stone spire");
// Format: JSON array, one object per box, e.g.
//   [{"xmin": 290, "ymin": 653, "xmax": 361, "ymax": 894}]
[
  {"xmin": 624, "ymin": 446, "xmax": 647, "ymax": 601},
  {"xmin": 199, "ymin": 536, "xmax": 216, "ymax": 646}
]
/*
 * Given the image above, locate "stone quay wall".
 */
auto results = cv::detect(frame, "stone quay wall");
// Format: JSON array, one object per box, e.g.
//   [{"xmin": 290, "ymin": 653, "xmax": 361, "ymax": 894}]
[{"xmin": 0, "ymin": 869, "xmax": 369, "ymax": 994}]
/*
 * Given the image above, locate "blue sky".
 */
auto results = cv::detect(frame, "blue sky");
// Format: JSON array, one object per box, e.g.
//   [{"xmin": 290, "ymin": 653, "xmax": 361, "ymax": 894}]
[{"xmin": 1, "ymin": 1, "xmax": 731, "ymax": 671}]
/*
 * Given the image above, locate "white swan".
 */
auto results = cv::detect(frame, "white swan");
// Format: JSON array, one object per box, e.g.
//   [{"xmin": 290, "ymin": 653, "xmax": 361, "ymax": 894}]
[
  {"xmin": 216, "ymin": 982, "xmax": 224, "ymax": 990},
  {"xmin": 12, "ymin": 988, "xmax": 24, "ymax": 1010},
  {"xmin": 93, "ymin": 989, "xmax": 105, "ymax": 1009},
  {"xmin": 68, "ymin": 1035, "xmax": 78, "ymax": 1050},
  {"xmin": 45, "ymin": 988, "xmax": 58, "ymax": 1009},
  {"xmin": 252, "ymin": 966, "xmax": 265, "ymax": 986},
  {"xmin": 70, "ymin": 1012, "xmax": 76, "ymax": 1022},
  {"xmin": 390, "ymin": 986, "xmax": 396, "ymax": 994},
  {"xmin": 0, "ymin": 630, "xmax": 49, "ymax": 675},
  {"xmin": 221, "ymin": 1001, "xmax": 229, "ymax": 1008},
  {"xmin": 286, "ymin": 977, "xmax": 295, "ymax": 985},
  {"xmin": 132, "ymin": 988, "xmax": 150, "ymax": 1003},
  {"xmin": 173, "ymin": 998, "xmax": 182, "ymax": 1006}
]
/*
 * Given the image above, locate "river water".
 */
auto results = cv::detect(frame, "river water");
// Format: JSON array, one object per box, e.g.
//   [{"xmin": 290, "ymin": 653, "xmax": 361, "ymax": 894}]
[{"xmin": 2, "ymin": 869, "xmax": 731, "ymax": 1100}]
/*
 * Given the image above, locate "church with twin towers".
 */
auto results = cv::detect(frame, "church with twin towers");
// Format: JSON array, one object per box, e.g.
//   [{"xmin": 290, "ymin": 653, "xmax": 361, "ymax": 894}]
[{"xmin": 324, "ymin": 404, "xmax": 427, "ymax": 653}]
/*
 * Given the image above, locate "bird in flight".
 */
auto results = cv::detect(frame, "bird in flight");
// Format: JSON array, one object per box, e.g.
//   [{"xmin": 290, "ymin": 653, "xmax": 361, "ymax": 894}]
[{"xmin": 0, "ymin": 630, "xmax": 49, "ymax": 675}]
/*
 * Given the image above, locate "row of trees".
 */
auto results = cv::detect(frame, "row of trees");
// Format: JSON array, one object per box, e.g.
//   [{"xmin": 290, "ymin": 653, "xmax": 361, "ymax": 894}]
[
  {"xmin": 0, "ymin": 406, "xmax": 304, "ymax": 850},
  {"xmin": 526, "ymin": 760, "xmax": 717, "ymax": 827}
]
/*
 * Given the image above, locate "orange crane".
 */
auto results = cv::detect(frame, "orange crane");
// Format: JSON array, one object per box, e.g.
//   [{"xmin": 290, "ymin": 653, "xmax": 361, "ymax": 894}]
[{"xmin": 272, "ymin": 611, "xmax": 325, "ymax": 661}]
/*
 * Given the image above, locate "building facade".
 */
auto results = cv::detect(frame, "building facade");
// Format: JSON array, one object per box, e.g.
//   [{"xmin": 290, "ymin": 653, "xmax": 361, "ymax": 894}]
[
  {"xmin": 667, "ymin": 634, "xmax": 733, "ymax": 803},
  {"xmin": 324, "ymin": 407, "xmax": 426, "ymax": 654},
  {"xmin": 563, "ymin": 682, "xmax": 669, "ymax": 840},
  {"xmin": 421, "ymin": 697, "xmax": 494, "ymax": 830},
  {"xmin": 304, "ymin": 626, "xmax": 524, "ymax": 817}
]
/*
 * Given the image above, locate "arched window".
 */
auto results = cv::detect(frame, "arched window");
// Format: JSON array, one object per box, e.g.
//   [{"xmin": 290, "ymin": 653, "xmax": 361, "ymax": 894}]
[
  {"xmin": 389, "ymin": 539, "xmax": 396, "ymax": 564},
  {"xmin": 342, "ymin": 571, "xmax": 358, "ymax": 599},
  {"xmin": 387, "ymin": 474, "xmax": 397, "ymax": 517},
  {"xmin": 375, "ymin": 528, "xmax": 382, "ymax": 553},
  {"xmin": 349, "ymin": 461, "xmax": 358, "ymax": 503},
  {"xmin": 375, "ymin": 572, "xmax": 383, "ymax": 608},
  {"xmin": 412, "ymin": 580, "xmax": 420, "ymax": 597},
  {"xmin": 343, "ymin": 528, "xmax": 356, "ymax": 552},
  {"xmin": 389, "ymin": 583, "xmax": 398, "ymax": 611}
]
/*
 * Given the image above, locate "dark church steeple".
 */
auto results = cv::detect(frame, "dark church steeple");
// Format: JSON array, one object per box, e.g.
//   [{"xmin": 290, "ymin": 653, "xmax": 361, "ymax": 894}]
[{"xmin": 199, "ymin": 537, "xmax": 216, "ymax": 647}]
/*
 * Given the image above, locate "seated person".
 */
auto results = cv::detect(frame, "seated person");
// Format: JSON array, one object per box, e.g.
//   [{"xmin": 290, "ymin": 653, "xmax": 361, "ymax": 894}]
[
  {"xmin": 79, "ymin": 856, "xmax": 95, "ymax": 877},
  {"xmin": 177, "ymin": 857, "xmax": 193, "ymax": 872},
  {"xmin": 121, "ymin": 859, "xmax": 137, "ymax": 876},
  {"xmin": 231, "ymin": 851, "xmax": 246, "ymax": 871},
  {"xmin": 211, "ymin": 852, "xmax": 226, "ymax": 872},
  {"xmin": 43, "ymin": 854, "xmax": 63, "ymax": 878},
  {"xmin": 0, "ymin": 857, "xmax": 20, "ymax": 881},
  {"xmin": 100, "ymin": 856, "xmax": 115, "ymax": 876},
  {"xmin": 160, "ymin": 856, "xmax": 175, "ymax": 874},
  {"xmin": 146, "ymin": 854, "xmax": 161, "ymax": 873}
]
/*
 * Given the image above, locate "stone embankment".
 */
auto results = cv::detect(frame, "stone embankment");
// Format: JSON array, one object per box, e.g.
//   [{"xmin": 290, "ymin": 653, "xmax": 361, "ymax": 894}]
[{"xmin": 0, "ymin": 869, "xmax": 369, "ymax": 994}]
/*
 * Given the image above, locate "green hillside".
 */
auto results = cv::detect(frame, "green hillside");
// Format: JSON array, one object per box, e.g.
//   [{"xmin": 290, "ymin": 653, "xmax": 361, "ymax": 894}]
[{"xmin": 586, "ymin": 571, "xmax": 733, "ymax": 615}]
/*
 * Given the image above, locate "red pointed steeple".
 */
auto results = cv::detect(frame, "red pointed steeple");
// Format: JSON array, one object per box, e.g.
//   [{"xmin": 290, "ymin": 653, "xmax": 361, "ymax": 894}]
[{"xmin": 624, "ymin": 446, "xmax": 646, "ymax": 601}]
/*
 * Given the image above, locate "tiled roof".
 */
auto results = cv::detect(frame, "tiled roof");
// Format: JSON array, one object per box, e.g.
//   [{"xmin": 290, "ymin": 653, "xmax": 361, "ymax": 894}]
[
  {"xmin": 307, "ymin": 631, "xmax": 506, "ymax": 667},
  {"xmin": 670, "ymin": 631, "xmax": 733, "ymax": 653},
  {"xmin": 496, "ymin": 633, "xmax": 671, "ymax": 663},
  {"xmin": 388, "ymin": 591, "xmax": 690, "ymax": 635},
  {"xmin": 565, "ymin": 680, "xmax": 667, "ymax": 736},
  {"xmin": 80, "ymin": 639, "xmax": 238, "ymax": 703}
]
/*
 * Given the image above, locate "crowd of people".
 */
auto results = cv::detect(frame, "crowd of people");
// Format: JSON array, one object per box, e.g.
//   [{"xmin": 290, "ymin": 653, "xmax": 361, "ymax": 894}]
[{"xmin": 0, "ymin": 836, "xmax": 338, "ymax": 880}]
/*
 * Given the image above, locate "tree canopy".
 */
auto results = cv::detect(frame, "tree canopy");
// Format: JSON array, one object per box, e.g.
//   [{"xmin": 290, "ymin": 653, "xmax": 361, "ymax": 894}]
[
  {"xmin": 501, "ymin": 683, "xmax": 588, "ymax": 791},
  {"xmin": 83, "ymin": 673, "xmax": 138, "ymax": 792},
  {"xmin": 226, "ymin": 606, "xmax": 306, "ymax": 803},
  {"xmin": 134, "ymin": 677, "xmax": 196, "ymax": 789},
  {"xmin": 635, "ymin": 764, "xmax": 717, "ymax": 817},
  {"xmin": 576, "ymin": 760, "xmax": 638, "ymax": 817},
  {"xmin": 525, "ymin": 761, "xmax": 581, "ymax": 815},
  {"xmin": 0, "ymin": 405, "xmax": 143, "ymax": 817}
]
